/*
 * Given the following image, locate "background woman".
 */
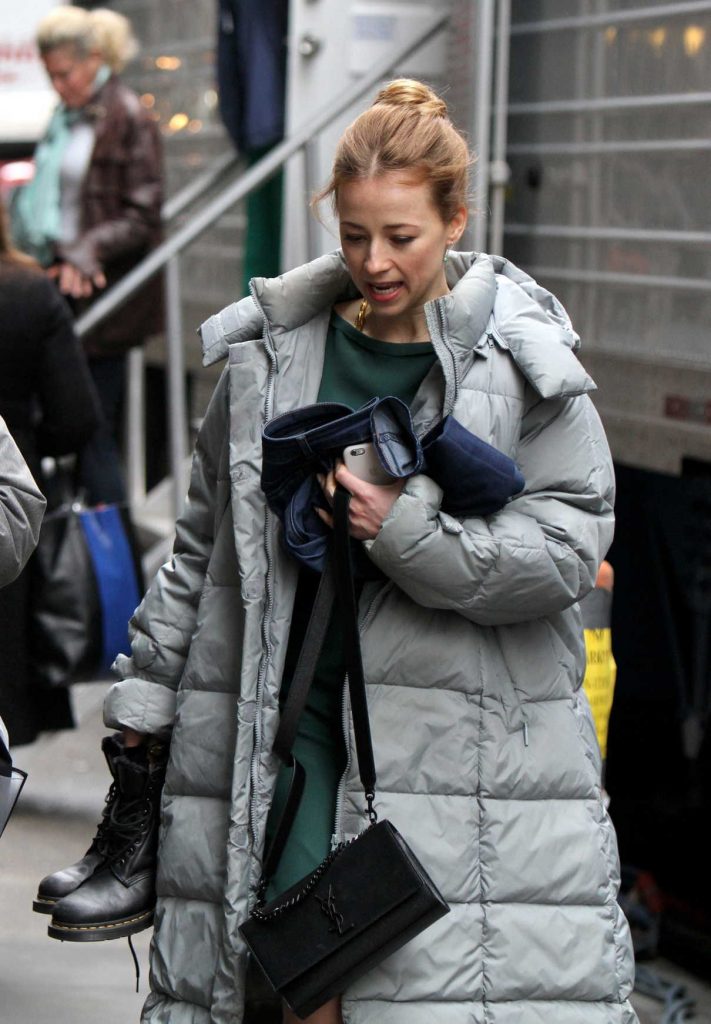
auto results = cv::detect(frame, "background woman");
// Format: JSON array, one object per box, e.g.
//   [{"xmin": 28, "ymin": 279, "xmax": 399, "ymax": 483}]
[
  {"xmin": 43, "ymin": 80, "xmax": 637, "ymax": 1023},
  {"xmin": 0, "ymin": 201, "xmax": 98, "ymax": 746},
  {"xmin": 12, "ymin": 6, "xmax": 162, "ymax": 505}
]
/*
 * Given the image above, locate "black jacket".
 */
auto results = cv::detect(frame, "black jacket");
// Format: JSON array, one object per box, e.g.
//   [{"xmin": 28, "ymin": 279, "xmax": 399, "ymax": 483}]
[
  {"xmin": 0, "ymin": 262, "xmax": 99, "ymax": 478},
  {"xmin": 0, "ymin": 261, "xmax": 99, "ymax": 746}
]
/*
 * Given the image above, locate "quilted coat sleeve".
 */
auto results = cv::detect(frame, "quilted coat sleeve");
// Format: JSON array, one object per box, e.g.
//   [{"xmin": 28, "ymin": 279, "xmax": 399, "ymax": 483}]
[
  {"xmin": 366, "ymin": 391, "xmax": 614, "ymax": 626},
  {"xmin": 104, "ymin": 370, "xmax": 229, "ymax": 737},
  {"xmin": 0, "ymin": 415, "xmax": 46, "ymax": 586}
]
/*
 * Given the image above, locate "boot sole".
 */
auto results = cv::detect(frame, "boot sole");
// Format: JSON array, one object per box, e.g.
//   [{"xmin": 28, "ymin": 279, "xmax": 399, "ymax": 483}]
[
  {"xmin": 33, "ymin": 895, "xmax": 59, "ymax": 915},
  {"xmin": 47, "ymin": 908, "xmax": 154, "ymax": 942}
]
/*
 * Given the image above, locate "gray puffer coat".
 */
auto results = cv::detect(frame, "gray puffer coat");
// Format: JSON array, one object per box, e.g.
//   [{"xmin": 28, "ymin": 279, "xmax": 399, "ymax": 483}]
[
  {"xmin": 0, "ymin": 414, "xmax": 45, "ymax": 587},
  {"xmin": 105, "ymin": 251, "xmax": 638, "ymax": 1023}
]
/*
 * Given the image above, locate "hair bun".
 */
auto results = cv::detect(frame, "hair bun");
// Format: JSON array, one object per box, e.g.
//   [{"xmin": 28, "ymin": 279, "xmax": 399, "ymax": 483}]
[{"xmin": 374, "ymin": 78, "xmax": 448, "ymax": 119}]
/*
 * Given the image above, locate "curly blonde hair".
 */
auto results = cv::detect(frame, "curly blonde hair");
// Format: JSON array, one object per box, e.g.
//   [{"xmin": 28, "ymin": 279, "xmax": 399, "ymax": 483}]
[
  {"xmin": 36, "ymin": 6, "xmax": 138, "ymax": 73},
  {"xmin": 314, "ymin": 78, "xmax": 472, "ymax": 223}
]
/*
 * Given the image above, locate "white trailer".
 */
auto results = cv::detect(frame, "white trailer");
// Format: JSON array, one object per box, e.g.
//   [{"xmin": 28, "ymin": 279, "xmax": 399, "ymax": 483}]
[{"xmin": 0, "ymin": 0, "xmax": 57, "ymax": 155}]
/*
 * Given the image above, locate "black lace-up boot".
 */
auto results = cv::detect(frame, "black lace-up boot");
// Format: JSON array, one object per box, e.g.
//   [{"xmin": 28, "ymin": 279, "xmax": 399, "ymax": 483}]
[
  {"xmin": 45, "ymin": 736, "xmax": 168, "ymax": 942},
  {"xmin": 33, "ymin": 733, "xmax": 126, "ymax": 914}
]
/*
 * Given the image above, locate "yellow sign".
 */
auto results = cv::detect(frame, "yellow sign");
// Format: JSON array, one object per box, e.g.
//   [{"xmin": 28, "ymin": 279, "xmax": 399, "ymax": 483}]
[{"xmin": 583, "ymin": 627, "xmax": 617, "ymax": 760}]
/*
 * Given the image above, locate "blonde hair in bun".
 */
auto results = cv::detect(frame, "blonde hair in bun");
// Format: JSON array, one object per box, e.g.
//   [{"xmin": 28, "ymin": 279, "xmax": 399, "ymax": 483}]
[
  {"xmin": 314, "ymin": 78, "xmax": 471, "ymax": 223},
  {"xmin": 374, "ymin": 78, "xmax": 448, "ymax": 119},
  {"xmin": 37, "ymin": 5, "xmax": 138, "ymax": 72}
]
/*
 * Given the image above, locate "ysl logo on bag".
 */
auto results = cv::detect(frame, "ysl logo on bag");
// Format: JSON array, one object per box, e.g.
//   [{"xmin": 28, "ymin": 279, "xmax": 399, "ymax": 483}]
[{"xmin": 314, "ymin": 884, "xmax": 353, "ymax": 936}]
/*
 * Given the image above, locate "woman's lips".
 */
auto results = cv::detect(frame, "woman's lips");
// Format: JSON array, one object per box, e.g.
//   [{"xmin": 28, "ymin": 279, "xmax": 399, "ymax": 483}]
[{"xmin": 366, "ymin": 281, "xmax": 404, "ymax": 303}]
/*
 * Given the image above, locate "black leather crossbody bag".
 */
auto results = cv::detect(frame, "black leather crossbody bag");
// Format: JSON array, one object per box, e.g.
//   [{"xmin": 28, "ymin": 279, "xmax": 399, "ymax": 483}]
[{"xmin": 239, "ymin": 486, "xmax": 449, "ymax": 1019}]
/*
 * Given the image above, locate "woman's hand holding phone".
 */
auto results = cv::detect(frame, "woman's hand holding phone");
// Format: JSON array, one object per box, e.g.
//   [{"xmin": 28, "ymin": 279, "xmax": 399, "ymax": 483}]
[
  {"xmin": 342, "ymin": 442, "xmax": 392, "ymax": 486},
  {"xmin": 316, "ymin": 456, "xmax": 405, "ymax": 540}
]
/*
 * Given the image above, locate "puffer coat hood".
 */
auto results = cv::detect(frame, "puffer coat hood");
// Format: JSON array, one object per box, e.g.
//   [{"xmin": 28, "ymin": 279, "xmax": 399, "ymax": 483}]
[{"xmin": 105, "ymin": 251, "xmax": 637, "ymax": 1023}]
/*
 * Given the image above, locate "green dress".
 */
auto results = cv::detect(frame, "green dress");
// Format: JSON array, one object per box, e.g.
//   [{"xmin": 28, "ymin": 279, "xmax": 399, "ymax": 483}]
[{"xmin": 265, "ymin": 311, "xmax": 436, "ymax": 896}]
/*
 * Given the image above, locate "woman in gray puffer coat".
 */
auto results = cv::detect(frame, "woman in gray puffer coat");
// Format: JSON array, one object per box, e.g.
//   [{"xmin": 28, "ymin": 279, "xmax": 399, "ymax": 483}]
[
  {"xmin": 0, "ymin": 414, "xmax": 45, "ymax": 588},
  {"xmin": 103, "ymin": 80, "xmax": 637, "ymax": 1023}
]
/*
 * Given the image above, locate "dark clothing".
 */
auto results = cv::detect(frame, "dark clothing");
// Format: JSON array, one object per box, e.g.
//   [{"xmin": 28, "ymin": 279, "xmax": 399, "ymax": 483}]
[
  {"xmin": 217, "ymin": 2, "xmax": 288, "ymax": 289},
  {"xmin": 217, "ymin": 0, "xmax": 288, "ymax": 151},
  {"xmin": 57, "ymin": 75, "xmax": 164, "ymax": 357},
  {"xmin": 0, "ymin": 263, "xmax": 100, "ymax": 745},
  {"xmin": 77, "ymin": 354, "xmax": 127, "ymax": 505},
  {"xmin": 0, "ymin": 265, "xmax": 99, "ymax": 478}
]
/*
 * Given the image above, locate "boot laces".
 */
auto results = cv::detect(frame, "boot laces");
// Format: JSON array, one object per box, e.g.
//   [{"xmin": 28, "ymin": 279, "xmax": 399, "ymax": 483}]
[
  {"xmin": 91, "ymin": 782, "xmax": 117, "ymax": 850},
  {"xmin": 95, "ymin": 784, "xmax": 153, "ymax": 862}
]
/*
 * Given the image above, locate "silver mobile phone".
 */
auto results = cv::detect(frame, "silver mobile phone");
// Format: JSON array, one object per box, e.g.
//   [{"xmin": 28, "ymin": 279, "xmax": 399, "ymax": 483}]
[{"xmin": 342, "ymin": 442, "xmax": 392, "ymax": 485}]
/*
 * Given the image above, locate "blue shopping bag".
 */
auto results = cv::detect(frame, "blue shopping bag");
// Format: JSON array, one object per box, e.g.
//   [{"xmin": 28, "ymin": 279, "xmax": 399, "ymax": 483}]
[{"xmin": 30, "ymin": 503, "xmax": 143, "ymax": 687}]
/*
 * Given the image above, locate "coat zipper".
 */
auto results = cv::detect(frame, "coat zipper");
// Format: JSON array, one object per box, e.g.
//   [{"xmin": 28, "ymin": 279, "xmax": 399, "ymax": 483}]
[
  {"xmin": 246, "ymin": 282, "xmax": 278, "ymax": 858},
  {"xmin": 425, "ymin": 297, "xmax": 460, "ymax": 415}
]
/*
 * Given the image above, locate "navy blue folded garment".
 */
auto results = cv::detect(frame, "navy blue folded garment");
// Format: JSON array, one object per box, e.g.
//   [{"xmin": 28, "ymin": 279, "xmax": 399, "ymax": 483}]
[
  {"xmin": 262, "ymin": 401, "xmax": 525, "ymax": 574},
  {"xmin": 421, "ymin": 416, "xmax": 525, "ymax": 517},
  {"xmin": 261, "ymin": 397, "xmax": 422, "ymax": 519},
  {"xmin": 283, "ymin": 476, "xmax": 331, "ymax": 573},
  {"xmin": 283, "ymin": 475, "xmax": 382, "ymax": 578},
  {"xmin": 262, "ymin": 397, "xmax": 421, "ymax": 576}
]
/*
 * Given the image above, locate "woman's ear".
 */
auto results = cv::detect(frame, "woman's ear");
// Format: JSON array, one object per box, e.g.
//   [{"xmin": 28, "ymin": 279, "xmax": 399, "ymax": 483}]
[{"xmin": 447, "ymin": 206, "xmax": 468, "ymax": 246}]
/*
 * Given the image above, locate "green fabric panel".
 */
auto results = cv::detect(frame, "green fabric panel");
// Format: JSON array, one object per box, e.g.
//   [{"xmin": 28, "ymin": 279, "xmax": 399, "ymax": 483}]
[
  {"xmin": 241, "ymin": 146, "xmax": 283, "ymax": 296},
  {"xmin": 319, "ymin": 311, "xmax": 436, "ymax": 409}
]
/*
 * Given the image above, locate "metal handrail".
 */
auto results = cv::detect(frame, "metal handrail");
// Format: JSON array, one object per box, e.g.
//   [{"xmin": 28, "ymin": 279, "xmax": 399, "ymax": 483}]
[
  {"xmin": 510, "ymin": 1, "xmax": 711, "ymax": 35},
  {"xmin": 507, "ymin": 138, "xmax": 711, "ymax": 155},
  {"xmin": 162, "ymin": 149, "xmax": 239, "ymax": 224},
  {"xmin": 507, "ymin": 92, "xmax": 711, "ymax": 117},
  {"xmin": 504, "ymin": 224, "xmax": 711, "ymax": 245},
  {"xmin": 74, "ymin": 10, "xmax": 449, "ymax": 521},
  {"xmin": 74, "ymin": 10, "xmax": 449, "ymax": 339}
]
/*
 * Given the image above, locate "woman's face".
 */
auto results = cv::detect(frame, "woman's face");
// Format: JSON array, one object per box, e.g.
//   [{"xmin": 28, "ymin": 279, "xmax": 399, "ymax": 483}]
[
  {"xmin": 42, "ymin": 45, "xmax": 103, "ymax": 109},
  {"xmin": 337, "ymin": 171, "xmax": 466, "ymax": 324}
]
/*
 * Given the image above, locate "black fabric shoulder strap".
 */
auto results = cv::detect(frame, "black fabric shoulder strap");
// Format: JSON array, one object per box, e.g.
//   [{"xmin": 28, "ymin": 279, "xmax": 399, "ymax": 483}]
[
  {"xmin": 262, "ymin": 485, "xmax": 377, "ymax": 887},
  {"xmin": 331, "ymin": 486, "xmax": 376, "ymax": 799},
  {"xmin": 272, "ymin": 561, "xmax": 337, "ymax": 765}
]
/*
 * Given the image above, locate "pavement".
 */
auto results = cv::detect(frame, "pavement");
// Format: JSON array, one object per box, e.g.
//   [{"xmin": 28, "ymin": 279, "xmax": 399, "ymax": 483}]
[
  {"xmin": 1, "ymin": 684, "xmax": 150, "ymax": 1024},
  {"xmin": 2, "ymin": 683, "xmax": 710, "ymax": 1024}
]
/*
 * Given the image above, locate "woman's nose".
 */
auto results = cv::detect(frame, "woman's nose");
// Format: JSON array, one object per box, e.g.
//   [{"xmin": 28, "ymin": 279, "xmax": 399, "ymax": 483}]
[{"xmin": 364, "ymin": 241, "xmax": 390, "ymax": 273}]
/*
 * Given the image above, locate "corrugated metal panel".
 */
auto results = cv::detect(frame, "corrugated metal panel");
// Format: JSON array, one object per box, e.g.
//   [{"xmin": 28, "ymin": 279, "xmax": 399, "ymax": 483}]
[
  {"xmin": 444, "ymin": 0, "xmax": 711, "ymax": 473},
  {"xmin": 504, "ymin": 0, "xmax": 710, "ymax": 378}
]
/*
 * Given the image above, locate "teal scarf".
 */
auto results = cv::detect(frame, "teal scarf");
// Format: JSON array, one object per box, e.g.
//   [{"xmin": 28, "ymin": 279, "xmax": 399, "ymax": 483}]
[{"xmin": 11, "ymin": 65, "xmax": 111, "ymax": 266}]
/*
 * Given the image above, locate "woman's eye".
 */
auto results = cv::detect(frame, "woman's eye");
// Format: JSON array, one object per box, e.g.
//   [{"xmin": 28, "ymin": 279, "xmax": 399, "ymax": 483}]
[
  {"xmin": 343, "ymin": 234, "xmax": 365, "ymax": 244},
  {"xmin": 392, "ymin": 236, "xmax": 414, "ymax": 245}
]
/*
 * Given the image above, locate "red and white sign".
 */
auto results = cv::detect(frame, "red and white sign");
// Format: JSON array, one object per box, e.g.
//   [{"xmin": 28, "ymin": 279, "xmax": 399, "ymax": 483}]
[{"xmin": 0, "ymin": 1, "xmax": 58, "ymax": 145}]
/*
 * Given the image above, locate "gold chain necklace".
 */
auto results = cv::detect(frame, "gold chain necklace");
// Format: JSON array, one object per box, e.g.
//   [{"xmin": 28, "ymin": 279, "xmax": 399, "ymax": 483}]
[
  {"xmin": 353, "ymin": 298, "xmax": 369, "ymax": 332},
  {"xmin": 352, "ymin": 298, "xmax": 432, "ymax": 342}
]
